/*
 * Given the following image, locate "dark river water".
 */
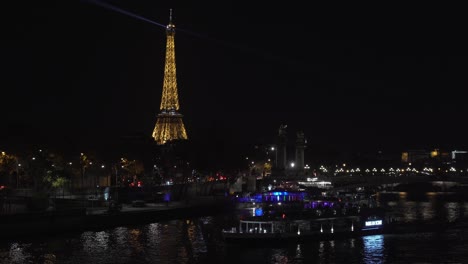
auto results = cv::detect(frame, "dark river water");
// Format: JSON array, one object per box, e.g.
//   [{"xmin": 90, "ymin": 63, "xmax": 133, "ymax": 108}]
[{"xmin": 1, "ymin": 193, "xmax": 468, "ymax": 264}]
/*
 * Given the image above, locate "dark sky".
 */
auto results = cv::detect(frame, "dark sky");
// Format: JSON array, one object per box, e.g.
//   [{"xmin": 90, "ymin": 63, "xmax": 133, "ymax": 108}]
[{"xmin": 3, "ymin": 1, "xmax": 468, "ymax": 166}]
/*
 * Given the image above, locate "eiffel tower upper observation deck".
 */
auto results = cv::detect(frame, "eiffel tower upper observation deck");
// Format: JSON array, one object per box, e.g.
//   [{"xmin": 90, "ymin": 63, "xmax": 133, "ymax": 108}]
[{"xmin": 152, "ymin": 9, "xmax": 188, "ymax": 145}]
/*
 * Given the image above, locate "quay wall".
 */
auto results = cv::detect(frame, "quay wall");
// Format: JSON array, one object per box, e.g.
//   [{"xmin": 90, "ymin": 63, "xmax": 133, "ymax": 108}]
[{"xmin": 0, "ymin": 196, "xmax": 234, "ymax": 240}]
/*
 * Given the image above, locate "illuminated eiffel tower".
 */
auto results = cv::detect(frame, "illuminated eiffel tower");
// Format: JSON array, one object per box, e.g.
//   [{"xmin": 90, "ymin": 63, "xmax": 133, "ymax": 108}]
[{"xmin": 152, "ymin": 9, "xmax": 188, "ymax": 145}]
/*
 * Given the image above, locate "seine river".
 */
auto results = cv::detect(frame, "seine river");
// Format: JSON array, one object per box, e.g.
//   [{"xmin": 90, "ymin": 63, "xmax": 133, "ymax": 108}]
[{"xmin": 1, "ymin": 193, "xmax": 468, "ymax": 264}]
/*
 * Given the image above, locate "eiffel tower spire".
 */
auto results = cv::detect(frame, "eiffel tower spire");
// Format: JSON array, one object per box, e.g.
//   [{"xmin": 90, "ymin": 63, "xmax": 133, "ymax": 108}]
[{"xmin": 152, "ymin": 9, "xmax": 188, "ymax": 145}]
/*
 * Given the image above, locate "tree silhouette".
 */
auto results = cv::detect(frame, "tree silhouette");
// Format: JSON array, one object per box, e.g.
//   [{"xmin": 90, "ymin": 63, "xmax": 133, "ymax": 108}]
[{"xmin": 0, "ymin": 151, "xmax": 17, "ymax": 187}]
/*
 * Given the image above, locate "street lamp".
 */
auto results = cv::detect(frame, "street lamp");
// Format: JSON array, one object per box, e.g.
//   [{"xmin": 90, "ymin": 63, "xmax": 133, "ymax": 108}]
[
  {"xmin": 269, "ymin": 145, "xmax": 277, "ymax": 169},
  {"xmin": 101, "ymin": 164, "xmax": 108, "ymax": 187}
]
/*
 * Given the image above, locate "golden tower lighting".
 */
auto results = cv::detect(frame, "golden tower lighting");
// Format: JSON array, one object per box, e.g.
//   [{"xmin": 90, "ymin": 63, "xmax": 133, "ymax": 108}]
[{"xmin": 152, "ymin": 9, "xmax": 188, "ymax": 145}]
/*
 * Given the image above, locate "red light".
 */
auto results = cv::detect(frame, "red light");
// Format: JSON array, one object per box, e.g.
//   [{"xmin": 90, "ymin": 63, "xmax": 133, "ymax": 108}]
[
  {"xmin": 282, "ymin": 213, "xmax": 286, "ymax": 219},
  {"xmin": 137, "ymin": 181, "xmax": 141, "ymax": 187}
]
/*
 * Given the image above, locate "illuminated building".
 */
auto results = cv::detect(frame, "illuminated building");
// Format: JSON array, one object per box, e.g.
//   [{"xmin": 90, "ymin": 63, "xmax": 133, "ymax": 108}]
[
  {"xmin": 452, "ymin": 150, "xmax": 468, "ymax": 160},
  {"xmin": 451, "ymin": 150, "xmax": 468, "ymax": 166},
  {"xmin": 152, "ymin": 9, "xmax": 188, "ymax": 145},
  {"xmin": 401, "ymin": 149, "xmax": 430, "ymax": 164},
  {"xmin": 401, "ymin": 148, "xmax": 452, "ymax": 166}
]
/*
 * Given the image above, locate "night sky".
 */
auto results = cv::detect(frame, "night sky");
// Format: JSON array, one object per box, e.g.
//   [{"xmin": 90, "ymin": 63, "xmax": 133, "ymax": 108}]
[{"xmin": 3, "ymin": 1, "xmax": 468, "ymax": 168}]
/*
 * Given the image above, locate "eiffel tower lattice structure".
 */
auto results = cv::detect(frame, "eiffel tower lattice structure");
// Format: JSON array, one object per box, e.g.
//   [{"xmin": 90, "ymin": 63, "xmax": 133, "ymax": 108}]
[{"xmin": 152, "ymin": 9, "xmax": 188, "ymax": 145}]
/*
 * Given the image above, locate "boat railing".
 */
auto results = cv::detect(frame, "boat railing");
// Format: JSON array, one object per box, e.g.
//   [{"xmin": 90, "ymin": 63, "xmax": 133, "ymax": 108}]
[{"xmin": 223, "ymin": 213, "xmax": 387, "ymax": 235}]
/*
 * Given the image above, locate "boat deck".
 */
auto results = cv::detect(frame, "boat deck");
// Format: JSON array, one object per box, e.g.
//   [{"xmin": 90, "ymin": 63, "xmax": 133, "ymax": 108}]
[{"xmin": 223, "ymin": 213, "xmax": 385, "ymax": 244}]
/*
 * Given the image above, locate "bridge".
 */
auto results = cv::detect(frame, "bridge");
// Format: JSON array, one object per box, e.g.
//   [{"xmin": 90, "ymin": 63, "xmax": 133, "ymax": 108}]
[{"xmin": 329, "ymin": 173, "xmax": 468, "ymax": 191}]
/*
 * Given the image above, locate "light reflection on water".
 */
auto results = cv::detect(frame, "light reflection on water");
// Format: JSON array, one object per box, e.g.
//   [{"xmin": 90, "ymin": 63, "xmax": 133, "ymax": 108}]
[
  {"xmin": 0, "ymin": 197, "xmax": 468, "ymax": 263},
  {"xmin": 381, "ymin": 192, "xmax": 468, "ymax": 223},
  {"xmin": 362, "ymin": 235, "xmax": 385, "ymax": 264},
  {"xmin": 446, "ymin": 202, "xmax": 464, "ymax": 222},
  {"xmin": 401, "ymin": 201, "xmax": 436, "ymax": 222},
  {"xmin": 1, "ymin": 225, "xmax": 468, "ymax": 264}
]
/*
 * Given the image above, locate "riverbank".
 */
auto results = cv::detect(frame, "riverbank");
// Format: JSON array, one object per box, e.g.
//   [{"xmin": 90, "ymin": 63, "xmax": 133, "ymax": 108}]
[{"xmin": 0, "ymin": 196, "xmax": 234, "ymax": 240}]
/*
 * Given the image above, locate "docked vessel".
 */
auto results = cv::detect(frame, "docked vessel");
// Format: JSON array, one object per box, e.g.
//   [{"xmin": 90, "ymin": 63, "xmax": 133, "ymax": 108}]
[
  {"xmin": 224, "ymin": 186, "xmax": 392, "ymax": 244},
  {"xmin": 222, "ymin": 208, "xmax": 387, "ymax": 244}
]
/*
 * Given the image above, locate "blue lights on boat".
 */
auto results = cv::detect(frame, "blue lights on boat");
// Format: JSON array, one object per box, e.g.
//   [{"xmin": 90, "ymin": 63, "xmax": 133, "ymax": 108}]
[
  {"xmin": 255, "ymin": 207, "xmax": 264, "ymax": 216},
  {"xmin": 271, "ymin": 191, "xmax": 288, "ymax": 196}
]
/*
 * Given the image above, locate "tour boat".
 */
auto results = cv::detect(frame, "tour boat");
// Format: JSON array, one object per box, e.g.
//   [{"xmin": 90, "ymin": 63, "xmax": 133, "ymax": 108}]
[{"xmin": 222, "ymin": 212, "xmax": 387, "ymax": 244}]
